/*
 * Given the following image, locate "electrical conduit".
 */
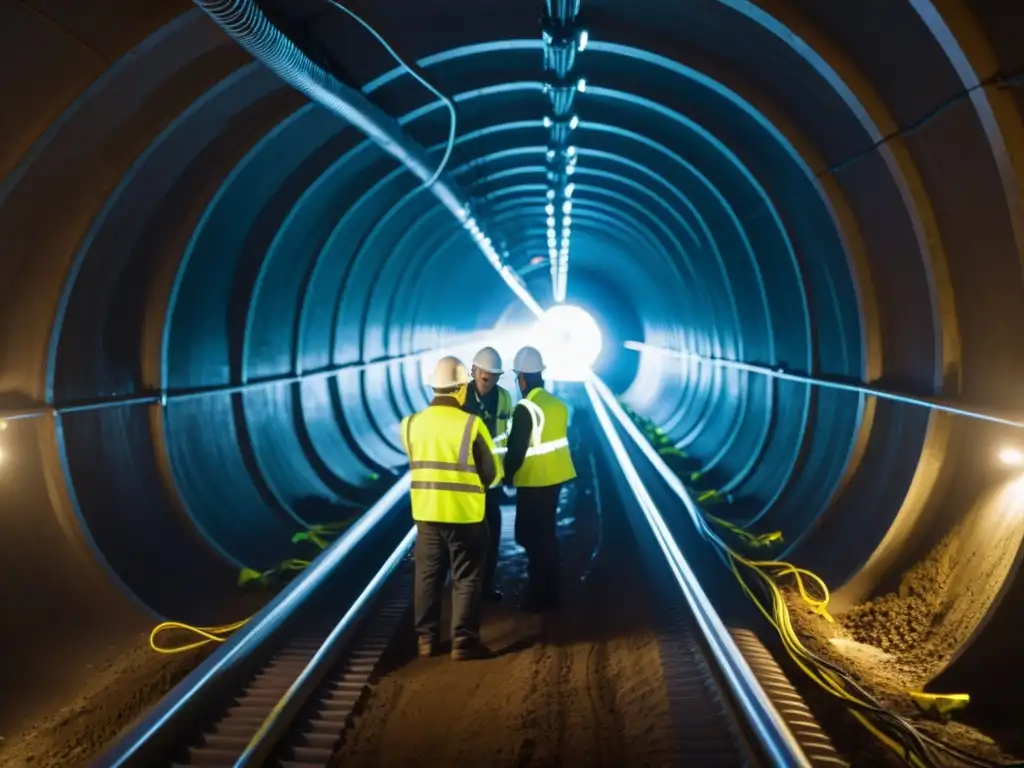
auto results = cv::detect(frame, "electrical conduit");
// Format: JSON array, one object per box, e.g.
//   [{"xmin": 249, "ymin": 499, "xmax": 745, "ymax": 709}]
[{"xmin": 193, "ymin": 0, "xmax": 544, "ymax": 316}]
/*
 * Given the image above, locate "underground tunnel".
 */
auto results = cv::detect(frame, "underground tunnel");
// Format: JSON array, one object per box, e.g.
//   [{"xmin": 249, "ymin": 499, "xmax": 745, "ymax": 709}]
[{"xmin": 1, "ymin": 0, "xmax": 1024, "ymax": 765}]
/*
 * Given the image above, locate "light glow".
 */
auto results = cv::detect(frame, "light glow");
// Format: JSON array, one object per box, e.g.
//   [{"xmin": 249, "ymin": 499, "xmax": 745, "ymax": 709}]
[
  {"xmin": 532, "ymin": 304, "xmax": 603, "ymax": 381},
  {"xmin": 999, "ymin": 447, "xmax": 1024, "ymax": 467}
]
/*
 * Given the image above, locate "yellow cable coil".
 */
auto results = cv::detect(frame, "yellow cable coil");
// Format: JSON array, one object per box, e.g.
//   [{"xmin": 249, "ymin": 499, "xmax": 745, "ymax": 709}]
[
  {"xmin": 150, "ymin": 618, "xmax": 250, "ymax": 654},
  {"xmin": 148, "ymin": 521, "xmax": 355, "ymax": 654}
]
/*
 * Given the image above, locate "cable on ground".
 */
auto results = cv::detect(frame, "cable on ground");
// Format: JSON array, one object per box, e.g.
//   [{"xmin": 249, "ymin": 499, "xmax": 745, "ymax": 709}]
[
  {"xmin": 621, "ymin": 405, "xmax": 995, "ymax": 768},
  {"xmin": 149, "ymin": 519, "xmax": 355, "ymax": 654}
]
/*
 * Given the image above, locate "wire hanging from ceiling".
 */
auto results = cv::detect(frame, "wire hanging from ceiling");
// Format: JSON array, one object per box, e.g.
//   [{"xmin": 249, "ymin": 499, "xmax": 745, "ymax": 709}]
[{"xmin": 325, "ymin": 0, "xmax": 457, "ymax": 188}]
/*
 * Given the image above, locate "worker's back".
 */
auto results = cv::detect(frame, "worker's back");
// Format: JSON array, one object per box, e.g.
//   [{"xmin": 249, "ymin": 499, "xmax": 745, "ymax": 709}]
[
  {"xmin": 513, "ymin": 387, "xmax": 576, "ymax": 488},
  {"xmin": 401, "ymin": 405, "xmax": 489, "ymax": 524}
]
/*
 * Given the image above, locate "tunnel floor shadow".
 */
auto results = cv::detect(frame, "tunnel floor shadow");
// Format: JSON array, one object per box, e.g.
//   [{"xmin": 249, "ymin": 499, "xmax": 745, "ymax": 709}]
[{"xmin": 332, "ymin": 452, "xmax": 679, "ymax": 767}]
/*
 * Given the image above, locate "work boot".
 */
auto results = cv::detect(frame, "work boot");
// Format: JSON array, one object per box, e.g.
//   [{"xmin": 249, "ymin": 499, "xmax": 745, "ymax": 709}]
[
  {"xmin": 483, "ymin": 588, "xmax": 503, "ymax": 604},
  {"xmin": 451, "ymin": 643, "xmax": 494, "ymax": 661},
  {"xmin": 417, "ymin": 636, "xmax": 439, "ymax": 658}
]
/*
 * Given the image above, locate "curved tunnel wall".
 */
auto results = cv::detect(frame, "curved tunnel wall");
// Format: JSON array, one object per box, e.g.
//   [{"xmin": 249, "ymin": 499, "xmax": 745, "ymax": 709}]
[{"xmin": 1, "ymin": 0, "xmax": 1023, "ymax": 731}]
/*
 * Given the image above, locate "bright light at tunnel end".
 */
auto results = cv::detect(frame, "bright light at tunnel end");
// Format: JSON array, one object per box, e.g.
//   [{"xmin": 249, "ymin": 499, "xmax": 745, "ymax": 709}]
[
  {"xmin": 533, "ymin": 304, "xmax": 603, "ymax": 382},
  {"xmin": 998, "ymin": 446, "xmax": 1024, "ymax": 467}
]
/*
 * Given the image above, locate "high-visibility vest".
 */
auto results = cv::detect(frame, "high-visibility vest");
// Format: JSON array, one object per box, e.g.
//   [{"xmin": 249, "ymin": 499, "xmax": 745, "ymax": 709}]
[
  {"xmin": 474, "ymin": 386, "xmax": 512, "ymax": 445},
  {"xmin": 511, "ymin": 388, "xmax": 577, "ymax": 488},
  {"xmin": 495, "ymin": 387, "xmax": 512, "ymax": 444},
  {"xmin": 471, "ymin": 387, "xmax": 510, "ymax": 489},
  {"xmin": 488, "ymin": 388, "xmax": 512, "ymax": 488},
  {"xmin": 400, "ymin": 406, "xmax": 493, "ymax": 523}
]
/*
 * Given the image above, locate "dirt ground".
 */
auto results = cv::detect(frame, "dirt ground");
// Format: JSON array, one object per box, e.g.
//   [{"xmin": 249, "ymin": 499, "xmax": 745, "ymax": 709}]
[
  {"xmin": 0, "ymin": 439, "xmax": 678, "ymax": 768},
  {"xmin": 332, "ymin": 482, "xmax": 680, "ymax": 767},
  {"xmin": 0, "ymin": 583, "xmax": 272, "ymax": 768},
  {"xmin": 0, "ymin": 636, "xmax": 211, "ymax": 768},
  {"xmin": 784, "ymin": 521, "xmax": 1023, "ymax": 766}
]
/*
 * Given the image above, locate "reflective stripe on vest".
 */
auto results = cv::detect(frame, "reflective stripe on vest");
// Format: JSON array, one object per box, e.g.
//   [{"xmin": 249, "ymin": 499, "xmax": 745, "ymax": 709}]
[
  {"xmin": 511, "ymin": 388, "xmax": 577, "ymax": 488},
  {"xmin": 515, "ymin": 398, "xmax": 570, "ymax": 457},
  {"xmin": 402, "ymin": 407, "xmax": 487, "ymax": 523}
]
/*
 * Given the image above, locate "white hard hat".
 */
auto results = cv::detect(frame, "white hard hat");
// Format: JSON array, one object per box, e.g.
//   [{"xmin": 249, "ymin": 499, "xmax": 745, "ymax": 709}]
[
  {"xmin": 513, "ymin": 346, "xmax": 546, "ymax": 374},
  {"xmin": 429, "ymin": 356, "xmax": 471, "ymax": 389},
  {"xmin": 472, "ymin": 346, "xmax": 504, "ymax": 374}
]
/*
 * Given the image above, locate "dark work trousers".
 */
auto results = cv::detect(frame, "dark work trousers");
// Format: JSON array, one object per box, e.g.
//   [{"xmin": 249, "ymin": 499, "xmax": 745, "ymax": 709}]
[
  {"xmin": 514, "ymin": 484, "xmax": 563, "ymax": 607},
  {"xmin": 414, "ymin": 520, "xmax": 488, "ymax": 650},
  {"xmin": 483, "ymin": 489, "xmax": 504, "ymax": 593}
]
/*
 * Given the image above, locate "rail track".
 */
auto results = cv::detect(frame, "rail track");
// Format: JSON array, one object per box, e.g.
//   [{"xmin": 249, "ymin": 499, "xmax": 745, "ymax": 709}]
[{"xmin": 94, "ymin": 391, "xmax": 844, "ymax": 768}]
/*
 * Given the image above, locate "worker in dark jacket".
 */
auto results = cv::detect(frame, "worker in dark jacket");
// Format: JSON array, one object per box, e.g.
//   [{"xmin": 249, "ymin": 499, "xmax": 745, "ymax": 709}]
[
  {"xmin": 462, "ymin": 346, "xmax": 514, "ymax": 603},
  {"xmin": 400, "ymin": 356, "xmax": 496, "ymax": 661},
  {"xmin": 502, "ymin": 346, "xmax": 576, "ymax": 612}
]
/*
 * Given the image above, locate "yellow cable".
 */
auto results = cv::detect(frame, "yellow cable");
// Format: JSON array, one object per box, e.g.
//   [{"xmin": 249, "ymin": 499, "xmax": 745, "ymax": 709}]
[
  {"xmin": 628, "ymin": 408, "xmax": 961, "ymax": 766},
  {"xmin": 149, "ymin": 523, "xmax": 352, "ymax": 654},
  {"xmin": 849, "ymin": 709, "xmax": 931, "ymax": 768},
  {"xmin": 149, "ymin": 618, "xmax": 250, "ymax": 654},
  {"xmin": 711, "ymin": 518, "xmax": 944, "ymax": 765},
  {"xmin": 733, "ymin": 550, "xmax": 952, "ymax": 765}
]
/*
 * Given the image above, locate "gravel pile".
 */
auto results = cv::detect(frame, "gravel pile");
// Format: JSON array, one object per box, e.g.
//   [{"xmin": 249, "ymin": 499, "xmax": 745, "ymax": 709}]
[
  {"xmin": 841, "ymin": 533, "xmax": 955, "ymax": 661},
  {"xmin": 780, "ymin": 526, "xmax": 1022, "ymax": 766}
]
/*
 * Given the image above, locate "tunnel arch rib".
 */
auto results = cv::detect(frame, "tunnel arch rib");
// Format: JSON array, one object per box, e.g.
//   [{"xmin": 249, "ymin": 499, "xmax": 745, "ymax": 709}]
[{"xmin": 1, "ymin": 0, "xmax": 1023, "ymax": 741}]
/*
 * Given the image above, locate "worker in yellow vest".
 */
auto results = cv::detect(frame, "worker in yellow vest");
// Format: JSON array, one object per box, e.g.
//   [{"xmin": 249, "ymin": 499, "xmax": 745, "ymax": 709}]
[
  {"xmin": 463, "ymin": 346, "xmax": 514, "ymax": 603},
  {"xmin": 502, "ymin": 346, "xmax": 576, "ymax": 612},
  {"xmin": 400, "ymin": 356, "xmax": 497, "ymax": 661}
]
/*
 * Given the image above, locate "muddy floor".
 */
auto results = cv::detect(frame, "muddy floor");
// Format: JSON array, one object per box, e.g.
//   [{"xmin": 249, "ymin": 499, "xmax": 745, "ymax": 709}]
[{"xmin": 332, "ymin": 481, "xmax": 679, "ymax": 766}]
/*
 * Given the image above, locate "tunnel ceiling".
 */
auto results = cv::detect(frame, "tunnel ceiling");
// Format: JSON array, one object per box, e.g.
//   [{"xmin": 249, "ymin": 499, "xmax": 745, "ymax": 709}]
[{"xmin": 1, "ymin": 0, "xmax": 1024, "ymax": 725}]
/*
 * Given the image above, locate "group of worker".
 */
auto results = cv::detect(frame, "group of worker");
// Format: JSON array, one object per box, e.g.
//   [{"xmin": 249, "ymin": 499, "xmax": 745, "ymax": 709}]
[{"xmin": 399, "ymin": 345, "xmax": 577, "ymax": 661}]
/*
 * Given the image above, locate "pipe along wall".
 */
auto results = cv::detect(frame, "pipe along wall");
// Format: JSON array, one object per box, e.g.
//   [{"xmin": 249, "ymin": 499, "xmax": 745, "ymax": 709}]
[{"xmin": 1, "ymin": 0, "xmax": 1024, "ymax": 742}]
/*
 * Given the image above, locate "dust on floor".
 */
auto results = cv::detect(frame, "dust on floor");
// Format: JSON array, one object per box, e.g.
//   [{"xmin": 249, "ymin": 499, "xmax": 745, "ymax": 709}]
[{"xmin": 0, "ymin": 637, "xmax": 211, "ymax": 768}]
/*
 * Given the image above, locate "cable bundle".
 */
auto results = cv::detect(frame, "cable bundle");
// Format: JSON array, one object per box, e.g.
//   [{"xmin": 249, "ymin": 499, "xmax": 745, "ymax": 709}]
[
  {"xmin": 622, "ymin": 405, "xmax": 999, "ymax": 768},
  {"xmin": 724, "ymin": 546, "xmax": 997, "ymax": 768}
]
